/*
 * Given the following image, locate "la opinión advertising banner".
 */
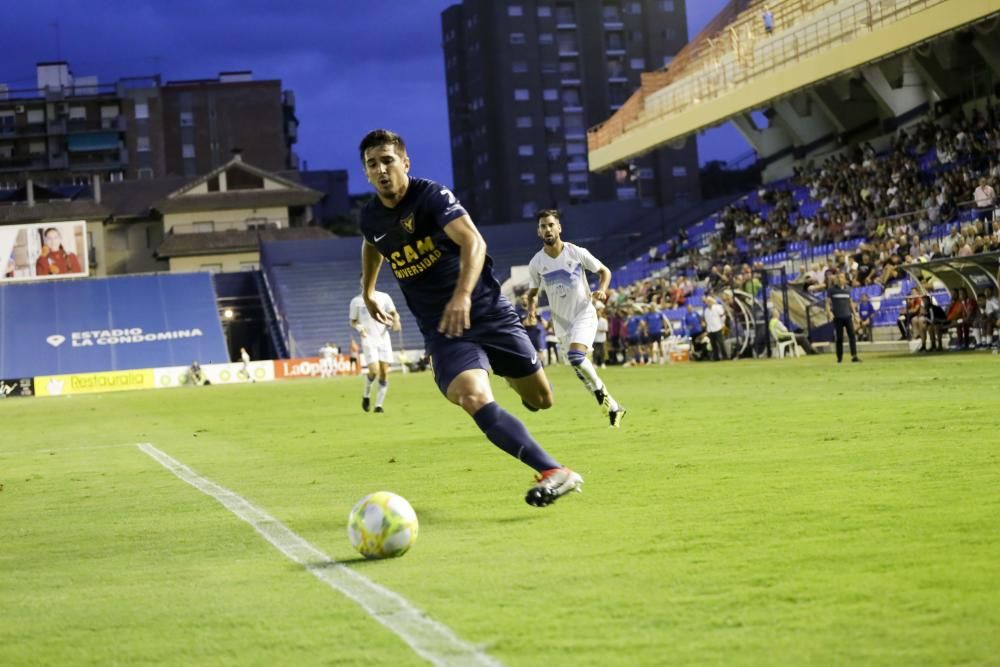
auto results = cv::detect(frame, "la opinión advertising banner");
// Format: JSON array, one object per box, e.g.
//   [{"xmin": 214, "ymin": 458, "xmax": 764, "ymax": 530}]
[{"xmin": 274, "ymin": 355, "xmax": 358, "ymax": 379}]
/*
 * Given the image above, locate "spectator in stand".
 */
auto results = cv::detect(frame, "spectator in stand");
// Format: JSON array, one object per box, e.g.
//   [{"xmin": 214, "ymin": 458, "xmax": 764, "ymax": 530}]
[
  {"xmin": 607, "ymin": 307, "xmax": 626, "ymax": 365},
  {"xmin": 594, "ymin": 306, "xmax": 609, "ymax": 369},
  {"xmin": 973, "ymin": 177, "xmax": 996, "ymax": 221},
  {"xmin": 744, "ymin": 264, "xmax": 764, "ymax": 298},
  {"xmin": 941, "ymin": 227, "xmax": 961, "ymax": 257},
  {"xmin": 946, "ymin": 287, "xmax": 975, "ymax": 349},
  {"xmin": 852, "ymin": 252, "xmax": 876, "ymax": 287},
  {"xmin": 983, "ymin": 287, "xmax": 999, "ymax": 348},
  {"xmin": 670, "ymin": 276, "xmax": 690, "ymax": 306},
  {"xmin": 826, "ymin": 270, "xmax": 861, "ymax": 364},
  {"xmin": 703, "ymin": 295, "xmax": 727, "ymax": 362},
  {"xmin": 857, "ymin": 293, "xmax": 875, "ymax": 342},
  {"xmin": 762, "ymin": 6, "xmax": 774, "ymax": 34}
]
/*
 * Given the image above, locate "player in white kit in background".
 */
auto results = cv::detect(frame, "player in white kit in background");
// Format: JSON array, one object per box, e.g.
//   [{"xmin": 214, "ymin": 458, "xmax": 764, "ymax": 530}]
[
  {"xmin": 526, "ymin": 210, "xmax": 626, "ymax": 427},
  {"xmin": 319, "ymin": 342, "xmax": 337, "ymax": 378},
  {"xmin": 349, "ymin": 290, "xmax": 400, "ymax": 413}
]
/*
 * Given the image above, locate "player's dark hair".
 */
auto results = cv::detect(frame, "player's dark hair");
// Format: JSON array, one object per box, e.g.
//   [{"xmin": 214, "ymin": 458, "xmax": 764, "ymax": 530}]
[
  {"xmin": 536, "ymin": 209, "xmax": 560, "ymax": 223},
  {"xmin": 359, "ymin": 129, "xmax": 407, "ymax": 163}
]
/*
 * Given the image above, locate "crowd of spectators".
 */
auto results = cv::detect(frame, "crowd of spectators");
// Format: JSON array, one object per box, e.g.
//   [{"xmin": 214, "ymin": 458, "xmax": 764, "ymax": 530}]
[
  {"xmin": 668, "ymin": 105, "xmax": 1000, "ymax": 283},
  {"xmin": 568, "ymin": 105, "xmax": 1000, "ymax": 360}
]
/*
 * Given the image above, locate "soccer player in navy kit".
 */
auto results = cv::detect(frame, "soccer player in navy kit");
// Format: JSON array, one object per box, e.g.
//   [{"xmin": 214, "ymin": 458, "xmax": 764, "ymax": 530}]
[{"xmin": 357, "ymin": 129, "xmax": 582, "ymax": 507}]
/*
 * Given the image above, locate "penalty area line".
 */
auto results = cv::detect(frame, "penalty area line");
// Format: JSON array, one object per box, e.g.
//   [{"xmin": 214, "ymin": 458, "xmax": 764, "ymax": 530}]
[{"xmin": 136, "ymin": 443, "xmax": 501, "ymax": 667}]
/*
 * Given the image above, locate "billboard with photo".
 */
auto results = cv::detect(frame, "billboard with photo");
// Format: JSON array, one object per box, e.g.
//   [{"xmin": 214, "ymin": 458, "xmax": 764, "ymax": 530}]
[{"xmin": 1, "ymin": 220, "xmax": 90, "ymax": 283}]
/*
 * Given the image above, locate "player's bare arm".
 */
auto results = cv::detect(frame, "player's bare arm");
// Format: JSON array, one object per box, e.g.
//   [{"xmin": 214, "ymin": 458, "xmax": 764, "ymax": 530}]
[
  {"xmin": 525, "ymin": 287, "xmax": 540, "ymax": 319},
  {"xmin": 592, "ymin": 264, "xmax": 612, "ymax": 303},
  {"xmin": 391, "ymin": 310, "xmax": 401, "ymax": 332},
  {"xmin": 361, "ymin": 240, "xmax": 393, "ymax": 326},
  {"xmin": 439, "ymin": 214, "xmax": 485, "ymax": 337},
  {"xmin": 351, "ymin": 318, "xmax": 367, "ymax": 338}
]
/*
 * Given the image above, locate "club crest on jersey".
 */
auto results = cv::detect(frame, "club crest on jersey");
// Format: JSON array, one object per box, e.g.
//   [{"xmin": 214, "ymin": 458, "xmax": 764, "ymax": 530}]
[{"xmin": 400, "ymin": 214, "xmax": 415, "ymax": 234}]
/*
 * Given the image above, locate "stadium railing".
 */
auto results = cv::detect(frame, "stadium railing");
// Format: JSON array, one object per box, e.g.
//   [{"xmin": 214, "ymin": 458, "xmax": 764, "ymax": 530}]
[{"xmin": 589, "ymin": 0, "xmax": 951, "ymax": 152}]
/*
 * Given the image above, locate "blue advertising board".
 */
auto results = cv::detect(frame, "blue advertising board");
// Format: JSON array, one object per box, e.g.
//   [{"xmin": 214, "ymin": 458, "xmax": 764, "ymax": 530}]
[{"xmin": 0, "ymin": 273, "xmax": 229, "ymax": 378}]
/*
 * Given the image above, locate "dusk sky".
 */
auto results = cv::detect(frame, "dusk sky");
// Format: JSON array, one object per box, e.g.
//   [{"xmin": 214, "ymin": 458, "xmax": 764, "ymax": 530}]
[{"xmin": 2, "ymin": 0, "xmax": 737, "ymax": 192}]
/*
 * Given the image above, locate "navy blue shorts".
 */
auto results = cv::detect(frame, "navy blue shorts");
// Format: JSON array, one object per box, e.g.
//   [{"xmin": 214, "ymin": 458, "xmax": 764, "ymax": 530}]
[{"xmin": 426, "ymin": 301, "xmax": 542, "ymax": 396}]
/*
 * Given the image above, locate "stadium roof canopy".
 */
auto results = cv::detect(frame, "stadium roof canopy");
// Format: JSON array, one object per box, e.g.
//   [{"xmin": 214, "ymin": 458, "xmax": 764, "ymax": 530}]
[{"xmin": 588, "ymin": 0, "xmax": 1000, "ymax": 173}]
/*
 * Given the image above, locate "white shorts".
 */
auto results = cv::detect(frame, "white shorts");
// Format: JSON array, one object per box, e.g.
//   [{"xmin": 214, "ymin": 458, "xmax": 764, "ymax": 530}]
[
  {"xmin": 361, "ymin": 334, "xmax": 393, "ymax": 365},
  {"xmin": 553, "ymin": 307, "xmax": 598, "ymax": 351}
]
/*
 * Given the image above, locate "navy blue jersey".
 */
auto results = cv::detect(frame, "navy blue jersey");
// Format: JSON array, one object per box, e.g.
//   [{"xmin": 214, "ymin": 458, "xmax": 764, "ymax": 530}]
[
  {"xmin": 360, "ymin": 178, "xmax": 502, "ymax": 333},
  {"xmin": 644, "ymin": 311, "xmax": 664, "ymax": 335},
  {"xmin": 684, "ymin": 311, "xmax": 703, "ymax": 335},
  {"xmin": 626, "ymin": 315, "xmax": 644, "ymax": 338}
]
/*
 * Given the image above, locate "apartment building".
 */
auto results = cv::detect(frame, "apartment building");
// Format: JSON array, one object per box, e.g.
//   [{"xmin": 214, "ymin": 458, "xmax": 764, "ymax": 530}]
[
  {"xmin": 0, "ymin": 62, "xmax": 298, "ymax": 187},
  {"xmin": 442, "ymin": 0, "xmax": 700, "ymax": 225}
]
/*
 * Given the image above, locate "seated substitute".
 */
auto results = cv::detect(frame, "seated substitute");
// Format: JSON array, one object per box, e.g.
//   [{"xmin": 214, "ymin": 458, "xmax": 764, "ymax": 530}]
[{"xmin": 768, "ymin": 311, "xmax": 816, "ymax": 355}]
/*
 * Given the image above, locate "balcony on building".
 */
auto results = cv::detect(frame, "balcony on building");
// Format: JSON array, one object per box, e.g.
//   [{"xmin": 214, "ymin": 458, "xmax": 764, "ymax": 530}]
[
  {"xmin": 0, "ymin": 155, "xmax": 48, "ymax": 172},
  {"xmin": 67, "ymin": 132, "xmax": 126, "ymax": 170}
]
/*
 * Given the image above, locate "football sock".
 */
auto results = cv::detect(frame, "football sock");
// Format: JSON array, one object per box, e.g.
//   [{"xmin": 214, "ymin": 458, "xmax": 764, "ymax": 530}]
[
  {"xmin": 568, "ymin": 350, "xmax": 620, "ymax": 412},
  {"xmin": 363, "ymin": 374, "xmax": 375, "ymax": 398},
  {"xmin": 567, "ymin": 350, "xmax": 598, "ymax": 392},
  {"xmin": 375, "ymin": 379, "xmax": 388, "ymax": 408},
  {"xmin": 472, "ymin": 402, "xmax": 560, "ymax": 472}
]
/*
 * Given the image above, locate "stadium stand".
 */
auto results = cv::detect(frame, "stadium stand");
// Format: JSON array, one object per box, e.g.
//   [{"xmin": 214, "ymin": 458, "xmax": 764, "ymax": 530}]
[{"xmin": 581, "ymin": 0, "xmax": 1000, "ymax": 357}]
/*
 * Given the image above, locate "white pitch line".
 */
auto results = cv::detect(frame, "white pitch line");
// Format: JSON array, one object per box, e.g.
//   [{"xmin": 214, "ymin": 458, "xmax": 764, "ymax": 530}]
[
  {"xmin": 136, "ymin": 443, "xmax": 501, "ymax": 667},
  {"xmin": 0, "ymin": 443, "xmax": 135, "ymax": 457}
]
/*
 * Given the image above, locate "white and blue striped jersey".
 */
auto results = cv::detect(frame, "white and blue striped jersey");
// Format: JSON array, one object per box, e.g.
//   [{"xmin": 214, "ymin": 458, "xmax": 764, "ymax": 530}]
[{"xmin": 528, "ymin": 243, "xmax": 603, "ymax": 332}]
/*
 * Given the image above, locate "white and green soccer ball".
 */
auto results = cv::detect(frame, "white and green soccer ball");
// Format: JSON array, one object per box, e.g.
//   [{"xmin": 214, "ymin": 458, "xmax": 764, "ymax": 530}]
[{"xmin": 347, "ymin": 491, "xmax": 419, "ymax": 559}]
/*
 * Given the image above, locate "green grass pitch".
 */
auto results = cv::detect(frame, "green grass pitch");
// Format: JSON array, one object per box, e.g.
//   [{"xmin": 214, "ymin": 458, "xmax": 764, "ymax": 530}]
[{"xmin": 2, "ymin": 353, "xmax": 998, "ymax": 666}]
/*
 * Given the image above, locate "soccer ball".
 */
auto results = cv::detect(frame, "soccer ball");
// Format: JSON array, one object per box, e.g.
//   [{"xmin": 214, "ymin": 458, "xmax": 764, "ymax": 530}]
[{"xmin": 347, "ymin": 491, "xmax": 419, "ymax": 559}]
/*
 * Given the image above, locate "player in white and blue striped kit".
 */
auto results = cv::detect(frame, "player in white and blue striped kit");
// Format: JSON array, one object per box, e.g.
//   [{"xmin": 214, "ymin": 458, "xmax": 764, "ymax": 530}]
[{"xmin": 526, "ymin": 210, "xmax": 626, "ymax": 428}]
